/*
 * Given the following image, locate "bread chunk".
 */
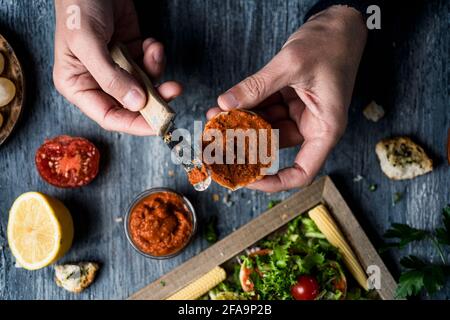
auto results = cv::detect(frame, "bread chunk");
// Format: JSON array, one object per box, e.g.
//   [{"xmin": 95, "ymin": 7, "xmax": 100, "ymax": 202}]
[
  {"xmin": 54, "ymin": 262, "xmax": 99, "ymax": 293},
  {"xmin": 375, "ymin": 137, "xmax": 432, "ymax": 180}
]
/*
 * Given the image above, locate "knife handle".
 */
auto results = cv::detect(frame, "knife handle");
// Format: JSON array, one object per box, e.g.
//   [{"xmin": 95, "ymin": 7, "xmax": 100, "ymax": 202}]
[{"xmin": 110, "ymin": 43, "xmax": 175, "ymax": 136}]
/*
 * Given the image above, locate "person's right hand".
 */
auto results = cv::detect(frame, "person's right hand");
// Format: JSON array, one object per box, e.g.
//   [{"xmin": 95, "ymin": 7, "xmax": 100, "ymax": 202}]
[{"xmin": 53, "ymin": 0, "xmax": 182, "ymax": 135}]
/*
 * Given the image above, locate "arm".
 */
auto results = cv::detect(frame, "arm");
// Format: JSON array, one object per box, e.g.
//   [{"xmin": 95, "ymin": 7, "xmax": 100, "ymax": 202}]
[{"xmin": 208, "ymin": 5, "xmax": 368, "ymax": 192}]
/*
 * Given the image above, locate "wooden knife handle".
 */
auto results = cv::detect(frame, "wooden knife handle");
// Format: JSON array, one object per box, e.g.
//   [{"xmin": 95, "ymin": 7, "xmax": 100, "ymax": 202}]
[{"xmin": 110, "ymin": 43, "xmax": 175, "ymax": 136}]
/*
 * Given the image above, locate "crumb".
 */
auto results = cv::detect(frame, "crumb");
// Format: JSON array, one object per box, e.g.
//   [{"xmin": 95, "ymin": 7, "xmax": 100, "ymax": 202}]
[
  {"xmin": 168, "ymin": 170, "xmax": 175, "ymax": 177},
  {"xmin": 212, "ymin": 194, "xmax": 220, "ymax": 202},
  {"xmin": 363, "ymin": 101, "xmax": 385, "ymax": 122},
  {"xmin": 353, "ymin": 175, "xmax": 364, "ymax": 182},
  {"xmin": 114, "ymin": 217, "xmax": 123, "ymax": 223}
]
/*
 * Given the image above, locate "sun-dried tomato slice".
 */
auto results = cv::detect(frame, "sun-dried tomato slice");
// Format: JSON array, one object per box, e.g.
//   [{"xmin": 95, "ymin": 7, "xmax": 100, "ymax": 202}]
[{"xmin": 35, "ymin": 135, "xmax": 100, "ymax": 188}]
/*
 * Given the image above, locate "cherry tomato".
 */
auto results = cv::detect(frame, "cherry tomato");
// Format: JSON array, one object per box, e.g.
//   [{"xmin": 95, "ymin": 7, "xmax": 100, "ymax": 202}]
[
  {"xmin": 291, "ymin": 275, "xmax": 320, "ymax": 300},
  {"xmin": 35, "ymin": 135, "xmax": 100, "ymax": 188}
]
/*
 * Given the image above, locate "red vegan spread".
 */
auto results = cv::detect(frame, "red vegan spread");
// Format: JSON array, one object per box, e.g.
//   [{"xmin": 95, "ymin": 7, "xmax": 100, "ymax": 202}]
[
  {"xmin": 202, "ymin": 110, "xmax": 273, "ymax": 190},
  {"xmin": 128, "ymin": 191, "xmax": 193, "ymax": 256},
  {"xmin": 187, "ymin": 165, "xmax": 209, "ymax": 186}
]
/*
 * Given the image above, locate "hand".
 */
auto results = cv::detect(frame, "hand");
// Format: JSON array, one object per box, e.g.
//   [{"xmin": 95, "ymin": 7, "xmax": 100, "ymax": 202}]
[
  {"xmin": 53, "ymin": 0, "xmax": 182, "ymax": 135},
  {"xmin": 207, "ymin": 5, "xmax": 367, "ymax": 192}
]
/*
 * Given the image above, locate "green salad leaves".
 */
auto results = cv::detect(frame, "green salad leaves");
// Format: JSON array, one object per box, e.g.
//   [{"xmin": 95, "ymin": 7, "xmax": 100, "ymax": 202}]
[{"xmin": 205, "ymin": 216, "xmax": 368, "ymax": 300}]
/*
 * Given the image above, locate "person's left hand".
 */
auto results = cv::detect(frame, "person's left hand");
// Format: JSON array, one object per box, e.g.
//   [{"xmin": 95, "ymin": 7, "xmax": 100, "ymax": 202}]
[
  {"xmin": 206, "ymin": 5, "xmax": 367, "ymax": 192},
  {"xmin": 53, "ymin": 0, "xmax": 182, "ymax": 135}
]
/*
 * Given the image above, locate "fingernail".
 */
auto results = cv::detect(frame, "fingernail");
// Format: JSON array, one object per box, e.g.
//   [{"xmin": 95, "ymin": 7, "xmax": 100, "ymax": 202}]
[
  {"xmin": 123, "ymin": 89, "xmax": 145, "ymax": 111},
  {"xmin": 219, "ymin": 91, "xmax": 239, "ymax": 109},
  {"xmin": 153, "ymin": 49, "xmax": 164, "ymax": 64}
]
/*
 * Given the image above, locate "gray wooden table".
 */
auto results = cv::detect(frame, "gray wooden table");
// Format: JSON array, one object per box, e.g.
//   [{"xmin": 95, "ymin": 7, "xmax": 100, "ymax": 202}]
[{"xmin": 0, "ymin": 0, "xmax": 448, "ymax": 300}]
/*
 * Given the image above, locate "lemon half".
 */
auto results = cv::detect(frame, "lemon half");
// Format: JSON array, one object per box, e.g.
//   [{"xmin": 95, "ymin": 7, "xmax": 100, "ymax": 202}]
[{"xmin": 7, "ymin": 192, "xmax": 74, "ymax": 270}]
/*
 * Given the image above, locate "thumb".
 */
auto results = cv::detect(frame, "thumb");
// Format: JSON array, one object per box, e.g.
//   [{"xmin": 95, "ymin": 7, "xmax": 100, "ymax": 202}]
[
  {"xmin": 72, "ymin": 36, "xmax": 146, "ymax": 111},
  {"xmin": 218, "ymin": 51, "xmax": 291, "ymax": 110}
]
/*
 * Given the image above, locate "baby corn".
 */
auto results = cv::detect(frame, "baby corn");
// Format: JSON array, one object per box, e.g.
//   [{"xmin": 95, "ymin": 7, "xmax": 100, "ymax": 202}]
[
  {"xmin": 308, "ymin": 205, "xmax": 369, "ymax": 290},
  {"xmin": 166, "ymin": 266, "xmax": 227, "ymax": 300}
]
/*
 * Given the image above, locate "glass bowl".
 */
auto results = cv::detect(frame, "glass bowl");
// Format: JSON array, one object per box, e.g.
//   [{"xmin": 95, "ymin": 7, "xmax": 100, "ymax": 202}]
[{"xmin": 124, "ymin": 187, "xmax": 197, "ymax": 259}]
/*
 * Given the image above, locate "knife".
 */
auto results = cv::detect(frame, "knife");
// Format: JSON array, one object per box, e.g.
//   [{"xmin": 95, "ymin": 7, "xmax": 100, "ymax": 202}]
[{"xmin": 110, "ymin": 43, "xmax": 211, "ymax": 191}]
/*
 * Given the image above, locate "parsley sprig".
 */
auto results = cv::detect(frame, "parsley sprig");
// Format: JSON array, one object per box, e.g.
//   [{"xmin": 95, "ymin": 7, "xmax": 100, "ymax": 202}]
[{"xmin": 383, "ymin": 205, "xmax": 450, "ymax": 298}]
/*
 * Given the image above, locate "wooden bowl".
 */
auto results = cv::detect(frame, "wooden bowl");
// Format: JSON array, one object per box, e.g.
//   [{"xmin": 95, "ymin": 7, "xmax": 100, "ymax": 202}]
[{"xmin": 0, "ymin": 34, "xmax": 24, "ymax": 146}]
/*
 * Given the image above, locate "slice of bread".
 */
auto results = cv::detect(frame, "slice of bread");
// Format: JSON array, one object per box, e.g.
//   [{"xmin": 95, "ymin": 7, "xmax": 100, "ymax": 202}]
[
  {"xmin": 202, "ymin": 110, "xmax": 273, "ymax": 190},
  {"xmin": 54, "ymin": 262, "xmax": 99, "ymax": 293},
  {"xmin": 375, "ymin": 137, "xmax": 433, "ymax": 180}
]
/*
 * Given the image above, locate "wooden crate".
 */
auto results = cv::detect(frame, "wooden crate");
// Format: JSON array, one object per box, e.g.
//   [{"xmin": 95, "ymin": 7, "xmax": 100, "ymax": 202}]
[{"xmin": 130, "ymin": 176, "xmax": 397, "ymax": 300}]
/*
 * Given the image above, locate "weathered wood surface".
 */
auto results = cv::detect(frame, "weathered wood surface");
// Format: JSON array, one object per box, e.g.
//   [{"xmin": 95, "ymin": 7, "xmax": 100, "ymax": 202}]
[{"xmin": 0, "ymin": 0, "xmax": 448, "ymax": 299}]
